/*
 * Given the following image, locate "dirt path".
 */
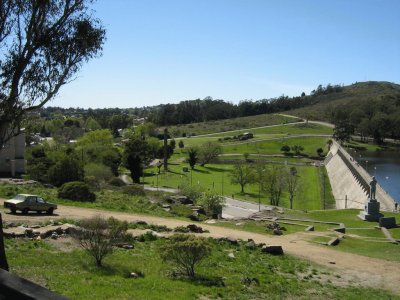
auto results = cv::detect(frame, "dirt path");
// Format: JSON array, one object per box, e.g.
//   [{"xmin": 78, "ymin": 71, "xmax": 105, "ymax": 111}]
[{"xmin": 1, "ymin": 201, "xmax": 400, "ymax": 295}]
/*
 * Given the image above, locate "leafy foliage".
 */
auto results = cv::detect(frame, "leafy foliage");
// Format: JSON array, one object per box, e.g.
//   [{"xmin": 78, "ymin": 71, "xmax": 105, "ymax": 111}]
[
  {"xmin": 58, "ymin": 181, "xmax": 95, "ymax": 202},
  {"xmin": 48, "ymin": 157, "xmax": 84, "ymax": 187},
  {"xmin": 0, "ymin": 0, "xmax": 105, "ymax": 148},
  {"xmin": 160, "ymin": 234, "xmax": 211, "ymax": 278},
  {"xmin": 73, "ymin": 216, "xmax": 129, "ymax": 267}
]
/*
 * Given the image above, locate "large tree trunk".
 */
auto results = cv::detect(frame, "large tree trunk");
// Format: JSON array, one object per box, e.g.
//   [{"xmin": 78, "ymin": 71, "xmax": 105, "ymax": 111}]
[{"xmin": 0, "ymin": 213, "xmax": 9, "ymax": 271}]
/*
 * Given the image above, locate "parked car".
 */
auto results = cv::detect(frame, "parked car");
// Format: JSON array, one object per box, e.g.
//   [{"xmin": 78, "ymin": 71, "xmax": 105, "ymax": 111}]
[{"xmin": 4, "ymin": 194, "xmax": 57, "ymax": 214}]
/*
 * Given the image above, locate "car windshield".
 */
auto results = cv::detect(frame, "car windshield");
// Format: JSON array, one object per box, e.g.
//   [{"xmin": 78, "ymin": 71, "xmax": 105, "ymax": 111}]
[
  {"xmin": 37, "ymin": 198, "xmax": 45, "ymax": 204},
  {"xmin": 14, "ymin": 194, "xmax": 27, "ymax": 200}
]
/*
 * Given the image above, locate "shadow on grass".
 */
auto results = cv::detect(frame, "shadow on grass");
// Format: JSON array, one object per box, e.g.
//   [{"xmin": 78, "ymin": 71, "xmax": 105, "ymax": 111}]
[
  {"xmin": 172, "ymin": 274, "xmax": 225, "ymax": 287},
  {"xmin": 81, "ymin": 260, "xmax": 133, "ymax": 277},
  {"xmin": 204, "ymin": 166, "xmax": 226, "ymax": 172},
  {"xmin": 191, "ymin": 168, "xmax": 210, "ymax": 174}
]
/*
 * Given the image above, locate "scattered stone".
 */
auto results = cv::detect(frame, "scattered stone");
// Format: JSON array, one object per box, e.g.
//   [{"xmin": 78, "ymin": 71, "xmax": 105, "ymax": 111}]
[
  {"xmin": 25, "ymin": 229, "xmax": 34, "ymax": 238},
  {"xmin": 240, "ymin": 276, "xmax": 259, "ymax": 286},
  {"xmin": 327, "ymin": 237, "xmax": 340, "ymax": 246},
  {"xmin": 245, "ymin": 240, "xmax": 256, "ymax": 250},
  {"xmin": 273, "ymin": 229, "xmax": 283, "ymax": 236},
  {"xmin": 50, "ymin": 233, "xmax": 58, "ymax": 240},
  {"xmin": 261, "ymin": 245, "xmax": 284, "ymax": 255},
  {"xmin": 235, "ymin": 222, "xmax": 244, "ymax": 226},
  {"xmin": 55, "ymin": 227, "xmax": 64, "ymax": 235},
  {"xmin": 129, "ymin": 272, "xmax": 139, "ymax": 279},
  {"xmin": 305, "ymin": 226, "xmax": 315, "ymax": 232},
  {"xmin": 189, "ymin": 214, "xmax": 200, "ymax": 222},
  {"xmin": 204, "ymin": 219, "xmax": 216, "ymax": 224},
  {"xmin": 117, "ymin": 243, "xmax": 134, "ymax": 250},
  {"xmin": 187, "ymin": 224, "xmax": 204, "ymax": 233},
  {"xmin": 30, "ymin": 225, "xmax": 41, "ymax": 229},
  {"xmin": 135, "ymin": 221, "xmax": 148, "ymax": 225},
  {"xmin": 329, "ymin": 261, "xmax": 336, "ymax": 264},
  {"xmin": 225, "ymin": 237, "xmax": 239, "ymax": 245},
  {"xmin": 228, "ymin": 252, "xmax": 235, "ymax": 259}
]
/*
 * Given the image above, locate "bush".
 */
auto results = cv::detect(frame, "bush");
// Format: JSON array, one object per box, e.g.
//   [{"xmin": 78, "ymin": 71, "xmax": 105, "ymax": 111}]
[
  {"xmin": 160, "ymin": 234, "xmax": 211, "ymax": 278},
  {"xmin": 73, "ymin": 216, "xmax": 129, "ymax": 266},
  {"xmin": 107, "ymin": 177, "xmax": 126, "ymax": 187},
  {"xmin": 48, "ymin": 157, "xmax": 84, "ymax": 187},
  {"xmin": 122, "ymin": 184, "xmax": 145, "ymax": 196},
  {"xmin": 58, "ymin": 181, "xmax": 96, "ymax": 202}
]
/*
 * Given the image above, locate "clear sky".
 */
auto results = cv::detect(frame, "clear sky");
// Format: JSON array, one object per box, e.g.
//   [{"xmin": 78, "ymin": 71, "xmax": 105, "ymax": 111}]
[{"xmin": 53, "ymin": 0, "xmax": 400, "ymax": 108}]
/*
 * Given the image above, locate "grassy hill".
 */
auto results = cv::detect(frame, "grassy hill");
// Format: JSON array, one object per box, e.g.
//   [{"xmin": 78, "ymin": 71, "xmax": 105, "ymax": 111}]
[{"xmin": 287, "ymin": 81, "xmax": 400, "ymax": 121}]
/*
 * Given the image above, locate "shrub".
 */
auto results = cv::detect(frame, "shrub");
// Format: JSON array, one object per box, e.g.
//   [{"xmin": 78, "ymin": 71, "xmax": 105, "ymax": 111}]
[
  {"xmin": 73, "ymin": 216, "xmax": 129, "ymax": 266},
  {"xmin": 58, "ymin": 181, "xmax": 96, "ymax": 202},
  {"xmin": 160, "ymin": 234, "xmax": 211, "ymax": 278},
  {"xmin": 108, "ymin": 177, "xmax": 126, "ymax": 187},
  {"xmin": 198, "ymin": 191, "xmax": 224, "ymax": 218},
  {"xmin": 122, "ymin": 184, "xmax": 145, "ymax": 196}
]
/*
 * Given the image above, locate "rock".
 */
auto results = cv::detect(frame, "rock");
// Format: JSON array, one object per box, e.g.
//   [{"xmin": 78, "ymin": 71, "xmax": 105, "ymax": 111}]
[
  {"xmin": 327, "ymin": 237, "xmax": 340, "ymax": 246},
  {"xmin": 25, "ymin": 229, "xmax": 34, "ymax": 238},
  {"xmin": 189, "ymin": 214, "xmax": 200, "ymax": 222},
  {"xmin": 246, "ymin": 240, "xmax": 256, "ymax": 250},
  {"xmin": 135, "ymin": 221, "xmax": 148, "ymax": 225},
  {"xmin": 50, "ymin": 233, "xmax": 58, "ymax": 240},
  {"xmin": 30, "ymin": 225, "xmax": 41, "ymax": 229},
  {"xmin": 187, "ymin": 224, "xmax": 204, "ymax": 233},
  {"xmin": 235, "ymin": 222, "xmax": 244, "ymax": 226},
  {"xmin": 305, "ymin": 226, "xmax": 315, "ymax": 232},
  {"xmin": 225, "ymin": 237, "xmax": 239, "ymax": 245},
  {"xmin": 117, "ymin": 243, "xmax": 134, "ymax": 249},
  {"xmin": 228, "ymin": 252, "xmax": 235, "ymax": 259},
  {"xmin": 273, "ymin": 229, "xmax": 283, "ymax": 236},
  {"xmin": 129, "ymin": 272, "xmax": 139, "ymax": 279},
  {"xmin": 261, "ymin": 245, "xmax": 284, "ymax": 255},
  {"xmin": 55, "ymin": 227, "xmax": 64, "ymax": 235},
  {"xmin": 204, "ymin": 219, "xmax": 217, "ymax": 224}
]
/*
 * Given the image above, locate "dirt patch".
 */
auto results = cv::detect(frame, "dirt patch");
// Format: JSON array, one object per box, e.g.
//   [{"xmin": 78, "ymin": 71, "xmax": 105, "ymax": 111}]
[{"xmin": 47, "ymin": 236, "xmax": 80, "ymax": 253}]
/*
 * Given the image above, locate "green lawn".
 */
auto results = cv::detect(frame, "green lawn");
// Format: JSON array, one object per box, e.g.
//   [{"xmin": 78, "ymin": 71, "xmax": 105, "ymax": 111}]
[
  {"xmin": 5, "ymin": 237, "xmax": 398, "ymax": 299},
  {"xmin": 145, "ymin": 163, "xmax": 335, "ymax": 210}
]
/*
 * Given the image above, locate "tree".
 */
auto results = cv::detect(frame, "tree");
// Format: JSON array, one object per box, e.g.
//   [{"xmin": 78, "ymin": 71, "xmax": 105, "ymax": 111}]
[
  {"xmin": 262, "ymin": 166, "xmax": 285, "ymax": 206},
  {"xmin": 284, "ymin": 167, "xmax": 300, "ymax": 209},
  {"xmin": 178, "ymin": 140, "xmax": 184, "ymax": 150},
  {"xmin": 160, "ymin": 234, "xmax": 211, "ymax": 278},
  {"xmin": 0, "ymin": 0, "xmax": 105, "ymax": 149},
  {"xmin": 198, "ymin": 142, "xmax": 222, "ymax": 167},
  {"xmin": 187, "ymin": 147, "xmax": 198, "ymax": 170},
  {"xmin": 198, "ymin": 191, "xmax": 225, "ymax": 218},
  {"xmin": 48, "ymin": 156, "xmax": 84, "ymax": 187},
  {"xmin": 291, "ymin": 145, "xmax": 304, "ymax": 155},
  {"xmin": 230, "ymin": 163, "xmax": 254, "ymax": 193},
  {"xmin": 123, "ymin": 134, "xmax": 148, "ymax": 183},
  {"xmin": 280, "ymin": 145, "xmax": 290, "ymax": 154},
  {"xmin": 316, "ymin": 148, "xmax": 324, "ymax": 157},
  {"xmin": 73, "ymin": 216, "xmax": 129, "ymax": 267}
]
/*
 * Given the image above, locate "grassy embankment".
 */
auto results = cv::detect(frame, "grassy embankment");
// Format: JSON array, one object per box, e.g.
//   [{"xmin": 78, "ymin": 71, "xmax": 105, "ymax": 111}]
[{"xmin": 5, "ymin": 236, "xmax": 398, "ymax": 299}]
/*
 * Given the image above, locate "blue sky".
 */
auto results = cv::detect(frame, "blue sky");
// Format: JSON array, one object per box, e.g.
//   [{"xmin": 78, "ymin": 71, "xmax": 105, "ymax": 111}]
[{"xmin": 54, "ymin": 0, "xmax": 400, "ymax": 108}]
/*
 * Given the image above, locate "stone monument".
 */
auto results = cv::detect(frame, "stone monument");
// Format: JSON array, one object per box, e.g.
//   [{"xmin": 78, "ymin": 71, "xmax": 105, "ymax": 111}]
[{"xmin": 358, "ymin": 176, "xmax": 383, "ymax": 222}]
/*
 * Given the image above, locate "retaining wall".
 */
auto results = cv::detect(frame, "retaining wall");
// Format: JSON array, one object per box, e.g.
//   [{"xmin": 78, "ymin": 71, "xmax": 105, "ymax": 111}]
[{"xmin": 325, "ymin": 141, "xmax": 395, "ymax": 211}]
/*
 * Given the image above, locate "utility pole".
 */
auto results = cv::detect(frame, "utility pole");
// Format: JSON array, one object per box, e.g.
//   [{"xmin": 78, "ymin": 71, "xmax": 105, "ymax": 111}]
[{"xmin": 163, "ymin": 128, "xmax": 168, "ymax": 172}]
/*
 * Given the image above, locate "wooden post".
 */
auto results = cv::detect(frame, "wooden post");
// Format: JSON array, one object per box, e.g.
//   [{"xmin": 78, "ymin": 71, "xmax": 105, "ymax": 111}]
[{"xmin": 0, "ymin": 213, "xmax": 9, "ymax": 271}]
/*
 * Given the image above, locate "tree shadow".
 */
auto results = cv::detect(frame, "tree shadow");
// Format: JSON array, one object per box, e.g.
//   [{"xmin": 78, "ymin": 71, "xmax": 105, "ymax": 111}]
[
  {"xmin": 192, "ymin": 169, "xmax": 210, "ymax": 174},
  {"xmin": 204, "ymin": 166, "xmax": 226, "ymax": 172},
  {"xmin": 81, "ymin": 260, "xmax": 134, "ymax": 277},
  {"xmin": 171, "ymin": 274, "xmax": 225, "ymax": 287}
]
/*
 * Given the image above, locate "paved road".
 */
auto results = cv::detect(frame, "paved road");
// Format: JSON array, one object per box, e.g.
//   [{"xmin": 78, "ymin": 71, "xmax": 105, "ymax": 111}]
[{"xmin": 143, "ymin": 184, "xmax": 268, "ymax": 219}]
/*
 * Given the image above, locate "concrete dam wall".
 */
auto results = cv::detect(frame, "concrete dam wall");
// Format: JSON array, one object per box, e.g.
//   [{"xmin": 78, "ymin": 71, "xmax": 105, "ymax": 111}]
[{"xmin": 325, "ymin": 141, "xmax": 395, "ymax": 211}]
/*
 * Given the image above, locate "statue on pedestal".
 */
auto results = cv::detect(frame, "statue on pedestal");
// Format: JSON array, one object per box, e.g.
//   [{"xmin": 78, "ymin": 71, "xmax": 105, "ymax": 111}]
[
  {"xmin": 369, "ymin": 176, "xmax": 377, "ymax": 200},
  {"xmin": 358, "ymin": 176, "xmax": 383, "ymax": 222}
]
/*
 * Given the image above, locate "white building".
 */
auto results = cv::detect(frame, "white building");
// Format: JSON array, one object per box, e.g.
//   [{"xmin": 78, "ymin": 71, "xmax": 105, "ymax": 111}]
[{"xmin": 0, "ymin": 131, "xmax": 26, "ymax": 177}]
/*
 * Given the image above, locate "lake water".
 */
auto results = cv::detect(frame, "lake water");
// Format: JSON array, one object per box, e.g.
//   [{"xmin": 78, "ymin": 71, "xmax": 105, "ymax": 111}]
[{"xmin": 350, "ymin": 150, "xmax": 400, "ymax": 203}]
